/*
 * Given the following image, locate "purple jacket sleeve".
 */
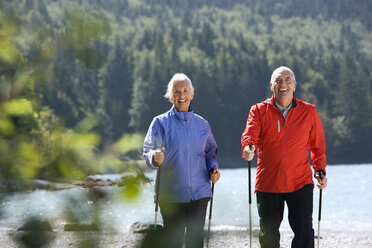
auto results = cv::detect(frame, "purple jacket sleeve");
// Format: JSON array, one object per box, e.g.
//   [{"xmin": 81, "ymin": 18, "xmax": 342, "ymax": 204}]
[
  {"xmin": 205, "ymin": 124, "xmax": 219, "ymax": 171},
  {"xmin": 143, "ymin": 118, "xmax": 163, "ymax": 169}
]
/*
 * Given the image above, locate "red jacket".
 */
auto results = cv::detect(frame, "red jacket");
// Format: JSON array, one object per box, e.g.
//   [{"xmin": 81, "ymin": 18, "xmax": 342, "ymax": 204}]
[{"xmin": 241, "ymin": 95, "xmax": 326, "ymax": 193}]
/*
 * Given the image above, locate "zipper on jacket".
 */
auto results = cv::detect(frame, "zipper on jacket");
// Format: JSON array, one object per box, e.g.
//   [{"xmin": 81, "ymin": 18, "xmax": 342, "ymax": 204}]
[
  {"xmin": 280, "ymin": 115, "xmax": 285, "ymax": 193},
  {"xmin": 282, "ymin": 122, "xmax": 285, "ymax": 193},
  {"xmin": 280, "ymin": 107, "xmax": 293, "ymax": 193},
  {"xmin": 184, "ymin": 119, "xmax": 192, "ymax": 197},
  {"xmin": 274, "ymin": 108, "xmax": 285, "ymax": 192}
]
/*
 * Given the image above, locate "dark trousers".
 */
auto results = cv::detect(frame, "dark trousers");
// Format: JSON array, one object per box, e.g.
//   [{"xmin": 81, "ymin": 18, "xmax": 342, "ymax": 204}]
[
  {"xmin": 256, "ymin": 184, "xmax": 314, "ymax": 248},
  {"xmin": 159, "ymin": 198, "xmax": 210, "ymax": 248}
]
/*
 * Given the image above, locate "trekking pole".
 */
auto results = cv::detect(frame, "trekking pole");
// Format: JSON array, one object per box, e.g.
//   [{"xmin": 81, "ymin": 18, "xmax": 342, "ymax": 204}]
[
  {"xmin": 248, "ymin": 159, "xmax": 252, "ymax": 248},
  {"xmin": 154, "ymin": 145, "xmax": 165, "ymax": 229},
  {"xmin": 316, "ymin": 170, "xmax": 325, "ymax": 248},
  {"xmin": 206, "ymin": 166, "xmax": 217, "ymax": 248},
  {"xmin": 317, "ymin": 188, "xmax": 322, "ymax": 248},
  {"xmin": 154, "ymin": 166, "xmax": 161, "ymax": 229},
  {"xmin": 247, "ymin": 144, "xmax": 253, "ymax": 248}
]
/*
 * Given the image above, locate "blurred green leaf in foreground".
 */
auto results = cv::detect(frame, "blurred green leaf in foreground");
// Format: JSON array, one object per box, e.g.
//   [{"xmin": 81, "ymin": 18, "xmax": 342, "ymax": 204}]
[{"xmin": 0, "ymin": 6, "xmax": 147, "ymax": 248}]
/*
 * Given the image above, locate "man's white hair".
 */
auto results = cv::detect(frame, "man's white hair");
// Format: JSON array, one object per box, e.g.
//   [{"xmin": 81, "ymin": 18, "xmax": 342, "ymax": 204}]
[
  {"xmin": 270, "ymin": 66, "xmax": 296, "ymax": 83},
  {"xmin": 164, "ymin": 73, "xmax": 194, "ymax": 102}
]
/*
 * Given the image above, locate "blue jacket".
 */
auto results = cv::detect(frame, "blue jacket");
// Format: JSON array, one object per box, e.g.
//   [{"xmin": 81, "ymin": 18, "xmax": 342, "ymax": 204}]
[{"xmin": 143, "ymin": 106, "xmax": 218, "ymax": 203}]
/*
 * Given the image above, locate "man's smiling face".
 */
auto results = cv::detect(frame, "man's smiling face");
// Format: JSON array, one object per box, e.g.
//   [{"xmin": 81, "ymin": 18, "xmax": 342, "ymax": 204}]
[{"xmin": 270, "ymin": 68, "xmax": 297, "ymax": 106}]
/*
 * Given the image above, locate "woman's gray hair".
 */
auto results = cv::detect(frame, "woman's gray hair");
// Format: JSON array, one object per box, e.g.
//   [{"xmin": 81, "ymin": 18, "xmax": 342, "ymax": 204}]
[
  {"xmin": 270, "ymin": 66, "xmax": 296, "ymax": 83},
  {"xmin": 164, "ymin": 73, "xmax": 194, "ymax": 102}
]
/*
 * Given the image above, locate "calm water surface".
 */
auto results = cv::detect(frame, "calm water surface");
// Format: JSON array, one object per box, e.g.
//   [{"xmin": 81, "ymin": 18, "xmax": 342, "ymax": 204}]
[{"xmin": 1, "ymin": 164, "xmax": 371, "ymax": 232}]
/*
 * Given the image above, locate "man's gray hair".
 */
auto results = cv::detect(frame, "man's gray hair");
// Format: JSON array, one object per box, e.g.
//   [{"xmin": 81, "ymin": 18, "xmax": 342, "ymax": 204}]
[
  {"xmin": 164, "ymin": 73, "xmax": 194, "ymax": 102},
  {"xmin": 270, "ymin": 66, "xmax": 296, "ymax": 83}
]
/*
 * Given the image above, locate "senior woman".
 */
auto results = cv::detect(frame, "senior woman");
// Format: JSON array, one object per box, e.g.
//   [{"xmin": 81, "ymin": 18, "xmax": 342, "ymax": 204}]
[{"xmin": 143, "ymin": 73, "xmax": 220, "ymax": 248}]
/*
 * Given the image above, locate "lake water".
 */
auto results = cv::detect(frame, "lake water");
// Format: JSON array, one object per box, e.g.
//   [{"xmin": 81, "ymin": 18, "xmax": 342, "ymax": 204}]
[{"xmin": 1, "ymin": 164, "xmax": 371, "ymax": 232}]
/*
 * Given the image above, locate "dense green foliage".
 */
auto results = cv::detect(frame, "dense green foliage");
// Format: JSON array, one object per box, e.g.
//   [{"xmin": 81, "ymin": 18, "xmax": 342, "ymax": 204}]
[
  {"xmin": 0, "ymin": 4, "xmax": 147, "ymax": 244},
  {"xmin": 2, "ymin": 0, "xmax": 372, "ymax": 164}
]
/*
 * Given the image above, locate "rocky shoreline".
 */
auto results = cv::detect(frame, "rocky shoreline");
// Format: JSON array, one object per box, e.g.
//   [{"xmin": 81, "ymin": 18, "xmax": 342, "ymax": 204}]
[
  {"xmin": 1, "ymin": 172, "xmax": 151, "ymax": 192},
  {"xmin": 1, "ymin": 228, "xmax": 371, "ymax": 248}
]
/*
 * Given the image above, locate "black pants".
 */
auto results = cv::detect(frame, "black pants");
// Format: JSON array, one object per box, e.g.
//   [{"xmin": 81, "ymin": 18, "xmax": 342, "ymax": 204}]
[
  {"xmin": 256, "ymin": 184, "xmax": 314, "ymax": 248},
  {"xmin": 159, "ymin": 198, "xmax": 210, "ymax": 248}
]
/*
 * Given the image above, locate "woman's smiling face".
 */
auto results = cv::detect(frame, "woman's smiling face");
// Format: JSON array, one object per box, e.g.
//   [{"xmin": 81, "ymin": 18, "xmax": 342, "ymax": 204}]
[{"xmin": 171, "ymin": 80, "xmax": 194, "ymax": 112}]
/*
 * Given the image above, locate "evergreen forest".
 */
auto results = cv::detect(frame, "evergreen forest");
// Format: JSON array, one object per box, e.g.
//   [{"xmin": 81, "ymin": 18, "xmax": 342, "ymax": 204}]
[{"xmin": 2, "ymin": 0, "xmax": 372, "ymax": 167}]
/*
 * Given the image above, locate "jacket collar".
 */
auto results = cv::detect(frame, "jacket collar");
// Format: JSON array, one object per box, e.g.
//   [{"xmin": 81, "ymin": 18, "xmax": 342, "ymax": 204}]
[
  {"xmin": 171, "ymin": 105, "xmax": 194, "ymax": 121},
  {"xmin": 268, "ymin": 94, "xmax": 298, "ymax": 108}
]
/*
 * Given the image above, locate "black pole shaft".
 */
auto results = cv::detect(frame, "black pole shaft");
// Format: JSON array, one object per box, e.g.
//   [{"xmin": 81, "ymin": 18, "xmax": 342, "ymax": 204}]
[
  {"xmin": 155, "ymin": 167, "xmax": 161, "ymax": 212},
  {"xmin": 209, "ymin": 183, "xmax": 215, "ymax": 220},
  {"xmin": 248, "ymin": 161, "xmax": 252, "ymax": 204},
  {"xmin": 316, "ymin": 171, "xmax": 324, "ymax": 248},
  {"xmin": 206, "ymin": 182, "xmax": 215, "ymax": 248},
  {"xmin": 318, "ymin": 189, "xmax": 322, "ymax": 221},
  {"xmin": 248, "ymin": 160, "xmax": 252, "ymax": 248},
  {"xmin": 317, "ymin": 171, "xmax": 324, "ymax": 222}
]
